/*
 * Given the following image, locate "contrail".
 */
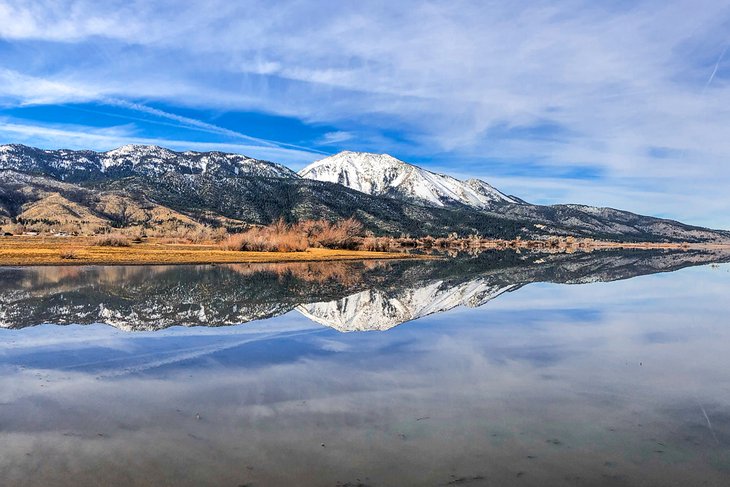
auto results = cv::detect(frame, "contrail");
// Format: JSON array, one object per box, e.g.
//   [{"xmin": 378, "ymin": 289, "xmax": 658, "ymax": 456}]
[
  {"xmin": 0, "ymin": 68, "xmax": 331, "ymax": 156},
  {"xmin": 105, "ymin": 98, "xmax": 329, "ymax": 155},
  {"xmin": 703, "ymin": 45, "xmax": 728, "ymax": 92},
  {"xmin": 699, "ymin": 402, "xmax": 720, "ymax": 445},
  {"xmin": 677, "ymin": 44, "xmax": 729, "ymax": 161},
  {"xmin": 57, "ymin": 328, "xmax": 323, "ymax": 379},
  {"xmin": 108, "ymin": 98, "xmax": 278, "ymax": 146}
]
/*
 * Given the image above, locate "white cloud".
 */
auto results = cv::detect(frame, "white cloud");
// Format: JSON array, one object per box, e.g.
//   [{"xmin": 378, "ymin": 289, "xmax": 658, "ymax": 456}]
[
  {"xmin": 0, "ymin": 68, "xmax": 102, "ymax": 104},
  {"xmin": 316, "ymin": 131, "xmax": 354, "ymax": 145}
]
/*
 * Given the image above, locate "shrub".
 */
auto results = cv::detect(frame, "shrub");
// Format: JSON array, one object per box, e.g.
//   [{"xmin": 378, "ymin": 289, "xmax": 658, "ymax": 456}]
[
  {"xmin": 93, "ymin": 234, "xmax": 132, "ymax": 247},
  {"xmin": 420, "ymin": 236, "xmax": 435, "ymax": 248},
  {"xmin": 434, "ymin": 237, "xmax": 450, "ymax": 248},
  {"xmin": 276, "ymin": 235, "xmax": 309, "ymax": 252},
  {"xmin": 221, "ymin": 232, "xmax": 251, "ymax": 251},
  {"xmin": 361, "ymin": 236, "xmax": 378, "ymax": 251},
  {"xmin": 398, "ymin": 238, "xmax": 418, "ymax": 248},
  {"xmin": 220, "ymin": 223, "xmax": 308, "ymax": 252},
  {"xmin": 59, "ymin": 248, "xmax": 79, "ymax": 260},
  {"xmin": 125, "ymin": 226, "xmax": 146, "ymax": 243},
  {"xmin": 360, "ymin": 236, "xmax": 394, "ymax": 252},
  {"xmin": 304, "ymin": 217, "xmax": 363, "ymax": 249},
  {"xmin": 220, "ymin": 217, "xmax": 365, "ymax": 252}
]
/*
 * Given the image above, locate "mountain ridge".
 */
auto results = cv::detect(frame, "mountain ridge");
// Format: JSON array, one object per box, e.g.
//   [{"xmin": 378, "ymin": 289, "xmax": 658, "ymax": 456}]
[
  {"xmin": 1, "ymin": 143, "xmax": 728, "ymax": 243},
  {"xmin": 0, "ymin": 143, "xmax": 297, "ymax": 181}
]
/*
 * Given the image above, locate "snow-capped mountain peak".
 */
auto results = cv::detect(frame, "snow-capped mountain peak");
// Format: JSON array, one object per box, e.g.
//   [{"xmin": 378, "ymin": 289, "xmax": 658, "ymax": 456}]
[{"xmin": 299, "ymin": 150, "xmax": 519, "ymax": 209}]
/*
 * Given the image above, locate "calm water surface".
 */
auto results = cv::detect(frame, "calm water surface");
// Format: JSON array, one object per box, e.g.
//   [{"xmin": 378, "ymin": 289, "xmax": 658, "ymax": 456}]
[{"xmin": 1, "ymin": 249, "xmax": 729, "ymax": 486}]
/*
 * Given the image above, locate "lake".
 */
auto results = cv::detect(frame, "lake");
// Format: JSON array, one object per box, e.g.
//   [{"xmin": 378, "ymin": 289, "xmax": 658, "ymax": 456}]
[{"xmin": 1, "ymin": 248, "xmax": 729, "ymax": 486}]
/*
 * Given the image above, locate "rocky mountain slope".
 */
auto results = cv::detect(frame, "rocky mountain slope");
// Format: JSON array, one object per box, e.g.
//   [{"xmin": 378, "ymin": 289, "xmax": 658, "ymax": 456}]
[{"xmin": 0, "ymin": 170, "xmax": 203, "ymax": 231}]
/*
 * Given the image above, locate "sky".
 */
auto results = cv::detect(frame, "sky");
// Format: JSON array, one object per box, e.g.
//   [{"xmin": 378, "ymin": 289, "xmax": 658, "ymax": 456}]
[{"xmin": 1, "ymin": 0, "xmax": 729, "ymax": 228}]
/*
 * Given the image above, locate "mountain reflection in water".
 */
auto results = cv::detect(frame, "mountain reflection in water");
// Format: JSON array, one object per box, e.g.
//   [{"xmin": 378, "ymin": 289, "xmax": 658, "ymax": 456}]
[{"xmin": 1, "ymin": 248, "xmax": 728, "ymax": 331}]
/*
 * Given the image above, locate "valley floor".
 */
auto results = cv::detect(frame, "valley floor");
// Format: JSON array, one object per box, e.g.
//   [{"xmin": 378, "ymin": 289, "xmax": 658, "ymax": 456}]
[{"xmin": 0, "ymin": 236, "xmax": 417, "ymax": 266}]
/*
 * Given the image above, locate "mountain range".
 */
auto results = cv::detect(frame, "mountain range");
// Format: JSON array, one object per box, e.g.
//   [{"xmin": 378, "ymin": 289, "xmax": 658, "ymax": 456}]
[{"xmin": 1, "ymin": 143, "xmax": 728, "ymax": 242}]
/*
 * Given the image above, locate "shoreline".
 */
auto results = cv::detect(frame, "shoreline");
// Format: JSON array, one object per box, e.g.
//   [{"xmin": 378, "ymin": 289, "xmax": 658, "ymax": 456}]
[
  {"xmin": 1, "ymin": 236, "xmax": 728, "ymax": 267},
  {"xmin": 0, "ymin": 236, "xmax": 422, "ymax": 266},
  {"xmin": 477, "ymin": 240, "xmax": 730, "ymax": 251}
]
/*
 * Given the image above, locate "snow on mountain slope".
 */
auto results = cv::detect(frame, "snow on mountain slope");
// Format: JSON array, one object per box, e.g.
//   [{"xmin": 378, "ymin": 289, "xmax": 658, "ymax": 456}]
[
  {"xmin": 0, "ymin": 144, "xmax": 297, "ymax": 180},
  {"xmin": 101, "ymin": 145, "xmax": 297, "ymax": 178},
  {"xmin": 296, "ymin": 279, "xmax": 519, "ymax": 332},
  {"xmin": 299, "ymin": 151, "xmax": 519, "ymax": 209}
]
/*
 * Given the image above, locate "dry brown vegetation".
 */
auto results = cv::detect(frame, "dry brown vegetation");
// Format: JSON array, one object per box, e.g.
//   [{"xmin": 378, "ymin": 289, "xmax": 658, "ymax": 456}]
[
  {"xmin": 221, "ymin": 218, "xmax": 364, "ymax": 252},
  {"xmin": 221, "ymin": 220, "xmax": 308, "ymax": 252},
  {"xmin": 0, "ymin": 219, "xmax": 230, "ymax": 243},
  {"xmin": 361, "ymin": 236, "xmax": 398, "ymax": 252},
  {"xmin": 0, "ymin": 236, "xmax": 416, "ymax": 266},
  {"xmin": 58, "ymin": 247, "xmax": 79, "ymax": 260},
  {"xmin": 227, "ymin": 260, "xmax": 387, "ymax": 286},
  {"xmin": 93, "ymin": 234, "xmax": 132, "ymax": 247},
  {"xmin": 298, "ymin": 218, "xmax": 363, "ymax": 249}
]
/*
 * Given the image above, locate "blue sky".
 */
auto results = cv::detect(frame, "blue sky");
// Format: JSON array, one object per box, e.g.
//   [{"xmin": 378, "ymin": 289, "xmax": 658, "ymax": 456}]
[{"xmin": 1, "ymin": 0, "xmax": 729, "ymax": 227}]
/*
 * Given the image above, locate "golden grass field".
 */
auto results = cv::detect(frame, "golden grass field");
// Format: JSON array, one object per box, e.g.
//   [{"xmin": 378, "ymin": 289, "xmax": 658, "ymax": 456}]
[{"xmin": 0, "ymin": 236, "xmax": 419, "ymax": 266}]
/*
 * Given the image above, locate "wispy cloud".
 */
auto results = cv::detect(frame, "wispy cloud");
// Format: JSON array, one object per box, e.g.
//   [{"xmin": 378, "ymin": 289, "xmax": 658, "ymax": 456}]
[
  {"xmin": 316, "ymin": 131, "xmax": 354, "ymax": 145},
  {"xmin": 0, "ymin": 68, "xmax": 101, "ymax": 105}
]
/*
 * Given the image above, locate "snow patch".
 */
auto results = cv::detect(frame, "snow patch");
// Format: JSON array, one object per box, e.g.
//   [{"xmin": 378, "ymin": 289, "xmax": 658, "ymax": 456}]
[{"xmin": 299, "ymin": 151, "xmax": 518, "ymax": 209}]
